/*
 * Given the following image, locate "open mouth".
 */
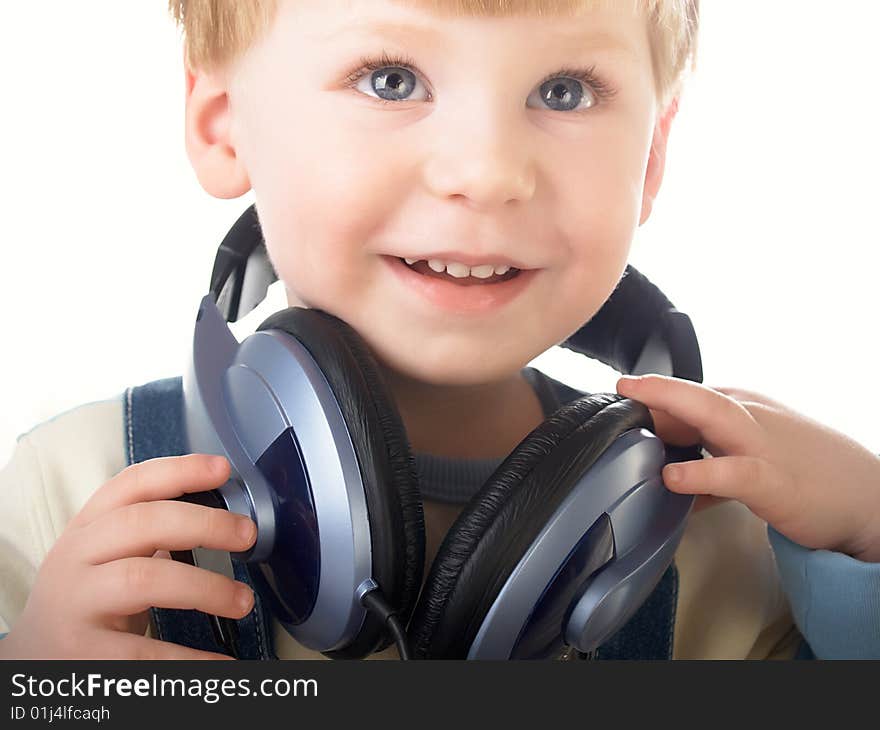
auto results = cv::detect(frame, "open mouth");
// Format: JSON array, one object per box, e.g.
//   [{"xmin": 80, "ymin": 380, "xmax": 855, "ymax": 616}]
[
  {"xmin": 382, "ymin": 254, "xmax": 538, "ymax": 314},
  {"xmin": 397, "ymin": 257, "xmax": 522, "ymax": 286}
]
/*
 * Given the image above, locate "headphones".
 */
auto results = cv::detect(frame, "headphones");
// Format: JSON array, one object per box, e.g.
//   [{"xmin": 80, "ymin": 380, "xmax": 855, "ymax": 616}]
[{"xmin": 178, "ymin": 204, "xmax": 703, "ymax": 660}]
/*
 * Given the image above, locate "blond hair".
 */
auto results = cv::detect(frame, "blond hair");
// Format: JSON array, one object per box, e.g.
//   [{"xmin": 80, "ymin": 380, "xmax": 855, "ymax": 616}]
[{"xmin": 168, "ymin": 0, "xmax": 699, "ymax": 111}]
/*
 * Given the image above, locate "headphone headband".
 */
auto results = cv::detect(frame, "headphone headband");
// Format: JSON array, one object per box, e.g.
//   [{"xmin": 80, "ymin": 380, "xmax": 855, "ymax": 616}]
[{"xmin": 209, "ymin": 205, "xmax": 273, "ymax": 324}]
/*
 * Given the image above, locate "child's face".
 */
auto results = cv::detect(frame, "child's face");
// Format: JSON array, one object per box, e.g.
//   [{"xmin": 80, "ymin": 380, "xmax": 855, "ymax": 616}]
[{"xmin": 207, "ymin": 0, "xmax": 665, "ymax": 386}]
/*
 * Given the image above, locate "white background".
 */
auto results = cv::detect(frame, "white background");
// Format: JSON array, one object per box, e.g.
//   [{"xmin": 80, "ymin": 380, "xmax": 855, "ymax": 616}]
[{"xmin": 1, "ymin": 1, "xmax": 878, "ymax": 467}]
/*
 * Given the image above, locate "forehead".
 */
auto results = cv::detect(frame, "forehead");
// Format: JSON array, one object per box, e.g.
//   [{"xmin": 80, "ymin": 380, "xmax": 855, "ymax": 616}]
[
  {"xmin": 356, "ymin": 0, "xmax": 641, "ymax": 17},
  {"xmin": 296, "ymin": 0, "xmax": 648, "ymax": 60}
]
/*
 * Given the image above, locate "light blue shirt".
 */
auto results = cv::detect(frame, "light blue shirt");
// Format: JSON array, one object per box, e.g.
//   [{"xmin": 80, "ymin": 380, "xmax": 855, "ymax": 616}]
[{"xmin": 767, "ymin": 525, "xmax": 880, "ymax": 659}]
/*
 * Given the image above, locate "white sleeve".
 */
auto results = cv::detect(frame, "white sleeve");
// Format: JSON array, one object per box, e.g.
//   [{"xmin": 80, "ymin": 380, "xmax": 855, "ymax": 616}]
[
  {"xmin": 0, "ymin": 396, "xmax": 127, "ymax": 637},
  {"xmin": 0, "ymin": 434, "xmax": 54, "ymax": 635}
]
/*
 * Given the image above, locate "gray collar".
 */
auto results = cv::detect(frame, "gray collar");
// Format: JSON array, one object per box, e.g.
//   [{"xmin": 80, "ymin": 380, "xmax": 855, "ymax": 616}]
[{"xmin": 414, "ymin": 368, "xmax": 586, "ymax": 504}]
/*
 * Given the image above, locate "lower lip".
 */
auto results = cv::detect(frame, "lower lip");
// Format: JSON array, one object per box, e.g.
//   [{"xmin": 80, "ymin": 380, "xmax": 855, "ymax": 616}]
[{"xmin": 382, "ymin": 255, "xmax": 540, "ymax": 314}]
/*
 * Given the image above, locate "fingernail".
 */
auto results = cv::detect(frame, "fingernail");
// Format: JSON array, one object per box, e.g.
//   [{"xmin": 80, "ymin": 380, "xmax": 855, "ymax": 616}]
[
  {"xmin": 237, "ymin": 517, "xmax": 256, "ymax": 544},
  {"xmin": 238, "ymin": 586, "xmax": 254, "ymax": 613},
  {"xmin": 664, "ymin": 465, "xmax": 683, "ymax": 484},
  {"xmin": 211, "ymin": 455, "xmax": 228, "ymax": 473},
  {"xmin": 618, "ymin": 375, "xmax": 642, "ymax": 389}
]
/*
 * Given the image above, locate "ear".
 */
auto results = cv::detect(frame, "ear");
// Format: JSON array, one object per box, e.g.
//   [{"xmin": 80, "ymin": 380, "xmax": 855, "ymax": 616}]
[
  {"xmin": 184, "ymin": 54, "xmax": 251, "ymax": 200},
  {"xmin": 639, "ymin": 96, "xmax": 679, "ymax": 226}
]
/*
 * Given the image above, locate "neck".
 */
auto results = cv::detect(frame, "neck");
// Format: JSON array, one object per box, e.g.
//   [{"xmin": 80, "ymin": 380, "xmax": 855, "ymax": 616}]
[{"xmin": 376, "ymin": 364, "xmax": 546, "ymax": 460}]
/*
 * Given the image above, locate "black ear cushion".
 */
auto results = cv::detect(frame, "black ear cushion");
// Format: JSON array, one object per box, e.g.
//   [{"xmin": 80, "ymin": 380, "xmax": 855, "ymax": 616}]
[
  {"xmin": 256, "ymin": 307, "xmax": 426, "ymax": 659},
  {"xmin": 407, "ymin": 393, "xmax": 654, "ymax": 659}
]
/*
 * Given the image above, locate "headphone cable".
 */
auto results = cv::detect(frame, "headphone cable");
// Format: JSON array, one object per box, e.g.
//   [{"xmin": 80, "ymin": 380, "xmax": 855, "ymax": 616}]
[{"xmin": 360, "ymin": 588, "xmax": 412, "ymax": 660}]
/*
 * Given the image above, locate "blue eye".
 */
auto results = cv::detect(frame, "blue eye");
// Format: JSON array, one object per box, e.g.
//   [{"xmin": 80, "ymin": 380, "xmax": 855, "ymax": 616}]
[
  {"xmin": 533, "ymin": 73, "xmax": 602, "ymax": 112},
  {"xmin": 359, "ymin": 65, "xmax": 427, "ymax": 104},
  {"xmin": 345, "ymin": 52, "xmax": 430, "ymax": 105},
  {"xmin": 527, "ymin": 64, "xmax": 619, "ymax": 112},
  {"xmin": 373, "ymin": 66, "xmax": 419, "ymax": 101},
  {"xmin": 344, "ymin": 51, "xmax": 618, "ymax": 112}
]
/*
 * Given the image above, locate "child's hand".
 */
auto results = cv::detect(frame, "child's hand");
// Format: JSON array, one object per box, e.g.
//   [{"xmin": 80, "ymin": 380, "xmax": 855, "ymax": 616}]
[
  {"xmin": 616, "ymin": 374, "xmax": 880, "ymax": 563},
  {"xmin": 0, "ymin": 454, "xmax": 256, "ymax": 659}
]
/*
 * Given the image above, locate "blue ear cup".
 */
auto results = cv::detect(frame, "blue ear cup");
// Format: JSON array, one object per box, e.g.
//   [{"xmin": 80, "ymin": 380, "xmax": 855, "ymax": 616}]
[
  {"xmin": 253, "ymin": 307, "xmax": 426, "ymax": 658},
  {"xmin": 406, "ymin": 393, "xmax": 661, "ymax": 659},
  {"xmin": 184, "ymin": 204, "xmax": 704, "ymax": 660}
]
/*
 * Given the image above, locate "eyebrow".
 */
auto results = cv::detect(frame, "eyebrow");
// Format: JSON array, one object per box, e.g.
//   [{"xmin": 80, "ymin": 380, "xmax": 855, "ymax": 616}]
[{"xmin": 317, "ymin": 20, "xmax": 638, "ymax": 60}]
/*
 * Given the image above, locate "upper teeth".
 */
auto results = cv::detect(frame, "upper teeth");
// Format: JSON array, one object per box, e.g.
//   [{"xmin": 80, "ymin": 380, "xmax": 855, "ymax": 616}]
[{"xmin": 403, "ymin": 257, "xmax": 512, "ymax": 279}]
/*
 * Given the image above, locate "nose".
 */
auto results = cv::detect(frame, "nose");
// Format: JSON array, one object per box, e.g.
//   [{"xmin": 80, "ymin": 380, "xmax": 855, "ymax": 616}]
[{"xmin": 422, "ymin": 110, "xmax": 537, "ymax": 210}]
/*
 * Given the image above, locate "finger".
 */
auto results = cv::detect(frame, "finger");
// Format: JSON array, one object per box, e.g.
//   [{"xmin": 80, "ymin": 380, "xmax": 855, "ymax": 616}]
[
  {"xmin": 72, "ymin": 454, "xmax": 230, "ymax": 528},
  {"xmin": 661, "ymin": 455, "xmax": 795, "ymax": 525},
  {"xmin": 90, "ymin": 631, "xmax": 235, "ymax": 660},
  {"xmin": 711, "ymin": 385, "xmax": 784, "ymax": 410},
  {"xmin": 75, "ymin": 500, "xmax": 256, "ymax": 565},
  {"xmin": 617, "ymin": 375, "xmax": 762, "ymax": 456},
  {"xmin": 646, "ymin": 407, "xmax": 702, "ymax": 447},
  {"xmin": 86, "ymin": 557, "xmax": 255, "ymax": 621}
]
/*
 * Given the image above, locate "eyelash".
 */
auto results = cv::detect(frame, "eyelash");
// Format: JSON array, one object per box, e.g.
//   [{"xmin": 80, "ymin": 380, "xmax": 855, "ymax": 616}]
[{"xmin": 343, "ymin": 50, "xmax": 619, "ymax": 109}]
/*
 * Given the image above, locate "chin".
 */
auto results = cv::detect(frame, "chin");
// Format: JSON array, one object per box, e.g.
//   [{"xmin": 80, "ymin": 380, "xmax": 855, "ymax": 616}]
[
  {"xmin": 367, "ymin": 341, "xmax": 526, "ymax": 388},
  {"xmin": 294, "ymin": 293, "xmax": 536, "ymax": 387}
]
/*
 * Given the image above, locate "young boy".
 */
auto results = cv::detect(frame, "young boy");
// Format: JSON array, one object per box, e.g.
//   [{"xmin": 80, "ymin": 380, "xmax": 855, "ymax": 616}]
[{"xmin": 1, "ymin": 0, "xmax": 879, "ymax": 660}]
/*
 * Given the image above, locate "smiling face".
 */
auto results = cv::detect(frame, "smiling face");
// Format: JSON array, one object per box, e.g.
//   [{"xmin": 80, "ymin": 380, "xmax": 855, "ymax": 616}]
[{"xmin": 196, "ymin": 0, "xmax": 669, "ymax": 387}]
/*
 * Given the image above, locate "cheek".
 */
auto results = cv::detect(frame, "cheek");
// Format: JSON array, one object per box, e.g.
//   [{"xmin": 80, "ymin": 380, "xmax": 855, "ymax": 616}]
[
  {"xmin": 548, "ymin": 145, "xmax": 642, "ymax": 320},
  {"xmin": 252, "ymin": 148, "xmax": 381, "ymax": 254},
  {"xmin": 244, "ymin": 139, "xmax": 396, "ymax": 311},
  {"xmin": 543, "ymin": 185, "xmax": 635, "ymax": 345},
  {"xmin": 262, "ymin": 228, "xmax": 365, "ymax": 315},
  {"xmin": 558, "ymin": 144, "xmax": 644, "ymax": 240}
]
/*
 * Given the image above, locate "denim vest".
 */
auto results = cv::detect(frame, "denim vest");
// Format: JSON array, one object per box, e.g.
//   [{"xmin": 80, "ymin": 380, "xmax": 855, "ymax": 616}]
[{"xmin": 124, "ymin": 375, "xmax": 681, "ymax": 660}]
